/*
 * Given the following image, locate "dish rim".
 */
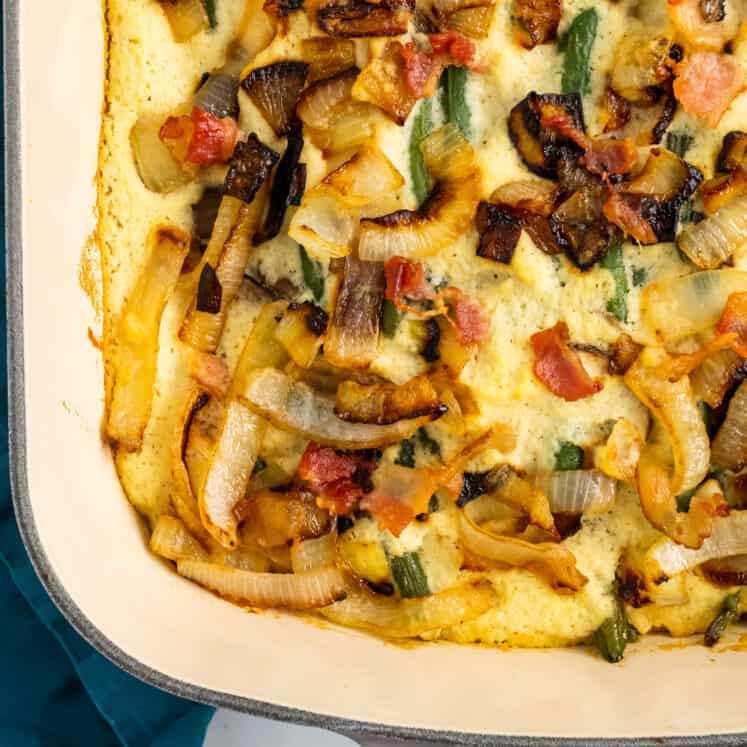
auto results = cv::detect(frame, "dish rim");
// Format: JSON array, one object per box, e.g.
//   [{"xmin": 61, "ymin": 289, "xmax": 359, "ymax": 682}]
[{"xmin": 4, "ymin": 3, "xmax": 747, "ymax": 744}]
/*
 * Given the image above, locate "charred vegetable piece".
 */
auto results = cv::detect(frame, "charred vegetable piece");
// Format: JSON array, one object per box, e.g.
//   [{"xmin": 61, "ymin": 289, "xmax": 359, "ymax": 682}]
[
  {"xmin": 334, "ymin": 375, "xmax": 445, "ymax": 425},
  {"xmin": 410, "ymin": 98, "xmax": 434, "ymax": 206},
  {"xmin": 317, "ymin": 0, "xmax": 413, "ymax": 37},
  {"xmin": 514, "ymin": 0, "xmax": 561, "ymax": 49},
  {"xmin": 325, "ymin": 257, "xmax": 385, "ymax": 368},
  {"xmin": 705, "ymin": 591, "xmax": 740, "ymax": 646},
  {"xmin": 561, "ymin": 8, "xmax": 598, "ymax": 96},
  {"xmin": 592, "ymin": 603, "xmax": 638, "ymax": 663},
  {"xmin": 192, "ymin": 187, "xmax": 223, "ymax": 247},
  {"xmin": 196, "ymin": 263, "xmax": 222, "ymax": 313},
  {"xmin": 440, "ymin": 66, "xmax": 470, "ymax": 138},
  {"xmin": 390, "ymin": 552, "xmax": 430, "ymax": 598},
  {"xmin": 716, "ymin": 131, "xmax": 747, "ymax": 173},
  {"xmin": 507, "ymin": 93, "xmax": 585, "ymax": 179},
  {"xmin": 224, "ymin": 134, "xmax": 280, "ymax": 203},
  {"xmin": 445, "ymin": 5, "xmax": 494, "ymax": 40},
  {"xmin": 703, "ymin": 556, "xmax": 747, "ymax": 586},
  {"xmin": 600, "ymin": 241, "xmax": 629, "ymax": 323},
  {"xmin": 554, "ymin": 441, "xmax": 584, "ymax": 471},
  {"xmin": 241, "ymin": 62, "xmax": 309, "ymax": 137},
  {"xmin": 699, "ymin": 0, "xmax": 725, "ymax": 24},
  {"xmin": 421, "ymin": 319, "xmax": 441, "ymax": 363},
  {"xmin": 299, "ymin": 245, "xmax": 325, "ymax": 302},
  {"xmin": 264, "ymin": 0, "xmax": 303, "ymax": 16},
  {"xmin": 255, "ymin": 123, "xmax": 306, "ymax": 245},
  {"xmin": 666, "ymin": 130, "xmax": 695, "ymax": 159},
  {"xmin": 475, "ymin": 202, "xmax": 522, "ymax": 263}
]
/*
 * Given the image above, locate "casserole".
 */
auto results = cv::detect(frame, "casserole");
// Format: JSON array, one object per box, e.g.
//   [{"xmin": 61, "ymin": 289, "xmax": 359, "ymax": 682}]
[{"xmin": 5, "ymin": 0, "xmax": 747, "ymax": 743}]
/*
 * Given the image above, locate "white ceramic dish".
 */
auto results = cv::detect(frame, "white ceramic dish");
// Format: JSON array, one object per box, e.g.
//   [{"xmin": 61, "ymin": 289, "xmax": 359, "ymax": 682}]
[{"xmin": 6, "ymin": 2, "xmax": 747, "ymax": 744}]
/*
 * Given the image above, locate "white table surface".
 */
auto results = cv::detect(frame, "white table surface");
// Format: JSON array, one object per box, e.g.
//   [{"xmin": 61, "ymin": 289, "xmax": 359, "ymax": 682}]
[{"xmin": 204, "ymin": 709, "xmax": 358, "ymax": 746}]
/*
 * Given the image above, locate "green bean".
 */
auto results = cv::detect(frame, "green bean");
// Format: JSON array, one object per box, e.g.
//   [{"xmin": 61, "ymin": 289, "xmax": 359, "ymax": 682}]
[{"xmin": 561, "ymin": 8, "xmax": 599, "ymax": 95}]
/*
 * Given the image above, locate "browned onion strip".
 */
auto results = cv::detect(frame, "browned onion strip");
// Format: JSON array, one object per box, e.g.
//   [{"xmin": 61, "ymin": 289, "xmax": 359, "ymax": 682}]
[
  {"xmin": 620, "ymin": 149, "xmax": 691, "ymax": 201},
  {"xmin": 690, "ymin": 348, "xmax": 744, "ymax": 408},
  {"xmin": 513, "ymin": 0, "xmax": 561, "ymax": 49},
  {"xmin": 712, "ymin": 379, "xmax": 747, "ymax": 471},
  {"xmin": 238, "ymin": 368, "xmax": 435, "ymax": 448},
  {"xmin": 324, "ymin": 257, "xmax": 385, "ymax": 369},
  {"xmin": 300, "ymin": 37, "xmax": 357, "ymax": 83},
  {"xmin": 625, "ymin": 348, "xmax": 710, "ymax": 497},
  {"xmin": 150, "ymin": 515, "xmax": 209, "ymax": 562},
  {"xmin": 178, "ymin": 561, "xmax": 347, "ymax": 609},
  {"xmin": 157, "ymin": 0, "xmax": 208, "ymax": 42},
  {"xmin": 297, "ymin": 68, "xmax": 359, "ymax": 131},
  {"xmin": 334, "ymin": 374, "xmax": 445, "ymax": 424},
  {"xmin": 458, "ymin": 509, "xmax": 588, "ymax": 591},
  {"xmin": 321, "ymin": 581, "xmax": 497, "ymax": 636},
  {"xmin": 107, "ymin": 226, "xmax": 190, "ymax": 450},
  {"xmin": 358, "ymin": 124, "xmax": 478, "ymax": 261}
]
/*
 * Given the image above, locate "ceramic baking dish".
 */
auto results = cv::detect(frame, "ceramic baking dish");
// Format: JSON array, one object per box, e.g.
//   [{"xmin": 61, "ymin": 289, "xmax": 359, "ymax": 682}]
[{"xmin": 5, "ymin": 2, "xmax": 747, "ymax": 744}]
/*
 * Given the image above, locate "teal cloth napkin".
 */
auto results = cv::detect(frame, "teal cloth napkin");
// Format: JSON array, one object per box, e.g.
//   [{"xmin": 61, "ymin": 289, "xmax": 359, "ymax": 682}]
[{"xmin": 0, "ymin": 16, "xmax": 215, "ymax": 747}]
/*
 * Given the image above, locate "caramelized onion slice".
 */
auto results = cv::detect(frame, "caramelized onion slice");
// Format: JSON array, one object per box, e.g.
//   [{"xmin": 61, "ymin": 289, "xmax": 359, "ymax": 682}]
[
  {"xmin": 593, "ymin": 418, "xmax": 644, "ymax": 483},
  {"xmin": 490, "ymin": 179, "xmax": 558, "ymax": 217},
  {"xmin": 513, "ymin": 0, "xmax": 561, "ymax": 49},
  {"xmin": 291, "ymin": 531, "xmax": 338, "ymax": 572},
  {"xmin": 325, "ymin": 256, "xmax": 385, "ymax": 369},
  {"xmin": 274, "ymin": 302, "xmax": 326, "ymax": 369},
  {"xmin": 625, "ymin": 348, "xmax": 710, "ymax": 496},
  {"xmin": 178, "ymin": 561, "xmax": 347, "ymax": 609},
  {"xmin": 458, "ymin": 511, "xmax": 588, "ymax": 591},
  {"xmin": 534, "ymin": 470, "xmax": 617, "ymax": 515},
  {"xmin": 321, "ymin": 581, "xmax": 496, "ymax": 636},
  {"xmin": 712, "ymin": 379, "xmax": 747, "ymax": 471},
  {"xmin": 648, "ymin": 510, "xmax": 747, "ymax": 577},
  {"xmin": 487, "ymin": 473, "xmax": 556, "ymax": 534},
  {"xmin": 641, "ymin": 269, "xmax": 747, "ymax": 343},
  {"xmin": 677, "ymin": 194, "xmax": 747, "ymax": 270},
  {"xmin": 690, "ymin": 348, "xmax": 744, "ymax": 408},
  {"xmin": 297, "ymin": 68, "xmax": 359, "ymax": 130},
  {"xmin": 107, "ymin": 227, "xmax": 190, "ymax": 449},
  {"xmin": 317, "ymin": 0, "xmax": 413, "ymax": 37},
  {"xmin": 158, "ymin": 0, "xmax": 207, "ymax": 42},
  {"xmin": 130, "ymin": 114, "xmax": 193, "ymax": 193},
  {"xmin": 289, "ymin": 148, "xmax": 404, "ymax": 259},
  {"xmin": 198, "ymin": 402, "xmax": 262, "ymax": 550},
  {"xmin": 620, "ymin": 149, "xmax": 693, "ymax": 201},
  {"xmin": 702, "ymin": 554, "xmax": 747, "ymax": 586},
  {"xmin": 716, "ymin": 131, "xmax": 747, "ymax": 173},
  {"xmin": 445, "ymin": 5, "xmax": 494, "ymax": 39},
  {"xmin": 301, "ymin": 37, "xmax": 357, "ymax": 83},
  {"xmin": 358, "ymin": 125, "xmax": 478, "ymax": 261},
  {"xmin": 239, "ymin": 368, "xmax": 433, "ymax": 448},
  {"xmin": 334, "ymin": 374, "xmax": 445, "ymax": 424},
  {"xmin": 610, "ymin": 31, "xmax": 675, "ymax": 103},
  {"xmin": 241, "ymin": 62, "xmax": 309, "ymax": 136},
  {"xmin": 150, "ymin": 515, "xmax": 209, "ymax": 562}
]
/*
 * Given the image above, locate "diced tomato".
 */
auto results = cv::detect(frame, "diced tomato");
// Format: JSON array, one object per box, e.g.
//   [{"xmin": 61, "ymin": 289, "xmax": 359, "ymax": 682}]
[
  {"xmin": 187, "ymin": 108, "xmax": 239, "ymax": 165},
  {"xmin": 717, "ymin": 292, "xmax": 747, "ymax": 358},
  {"xmin": 384, "ymin": 257, "xmax": 434, "ymax": 304},
  {"xmin": 400, "ymin": 41, "xmax": 435, "ymax": 97},
  {"xmin": 360, "ymin": 491, "xmax": 415, "ymax": 537},
  {"xmin": 603, "ymin": 190, "xmax": 657, "ymax": 244},
  {"xmin": 444, "ymin": 287, "xmax": 490, "ymax": 344},
  {"xmin": 530, "ymin": 321, "xmax": 602, "ymax": 401},
  {"xmin": 583, "ymin": 138, "xmax": 638, "ymax": 176},
  {"xmin": 299, "ymin": 443, "xmax": 358, "ymax": 484},
  {"xmin": 429, "ymin": 32, "xmax": 477, "ymax": 69},
  {"xmin": 674, "ymin": 52, "xmax": 745, "ymax": 128}
]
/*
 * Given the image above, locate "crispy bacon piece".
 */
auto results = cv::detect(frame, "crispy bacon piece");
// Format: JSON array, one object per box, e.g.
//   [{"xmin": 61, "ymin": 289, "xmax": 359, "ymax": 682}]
[
  {"xmin": 673, "ymin": 52, "xmax": 745, "ymax": 128},
  {"xmin": 717, "ymin": 292, "xmax": 747, "ymax": 358},
  {"xmin": 189, "ymin": 351, "xmax": 231, "ymax": 398},
  {"xmin": 298, "ymin": 443, "xmax": 375, "ymax": 514},
  {"xmin": 602, "ymin": 190, "xmax": 658, "ymax": 244},
  {"xmin": 444, "ymin": 287, "xmax": 490, "ymax": 344},
  {"xmin": 160, "ymin": 108, "xmax": 238, "ymax": 167},
  {"xmin": 384, "ymin": 256, "xmax": 435, "ymax": 305},
  {"xmin": 400, "ymin": 42, "xmax": 435, "ymax": 97},
  {"xmin": 530, "ymin": 321, "xmax": 602, "ymax": 401},
  {"xmin": 513, "ymin": 0, "xmax": 561, "ymax": 49}
]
